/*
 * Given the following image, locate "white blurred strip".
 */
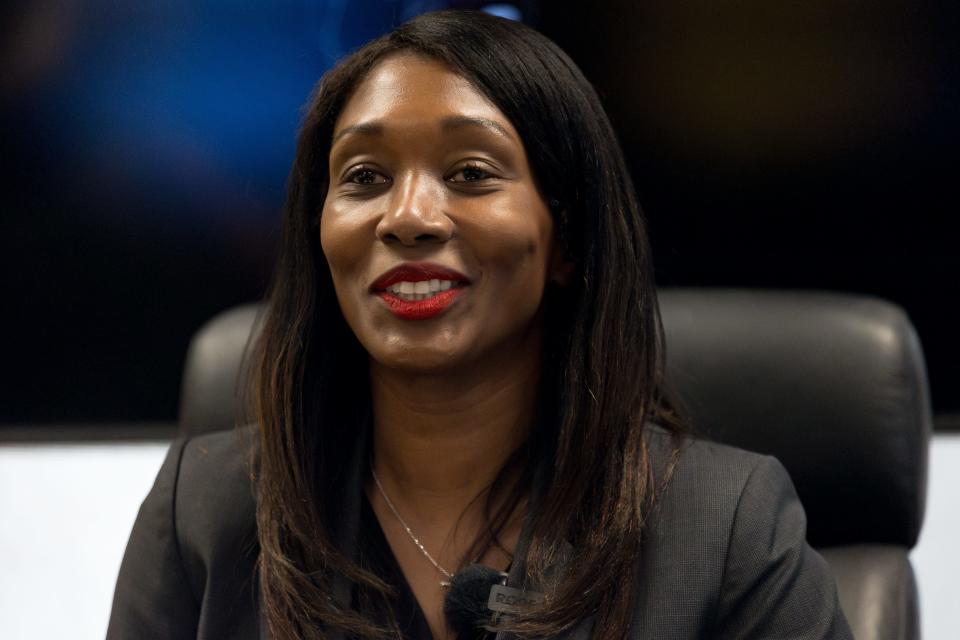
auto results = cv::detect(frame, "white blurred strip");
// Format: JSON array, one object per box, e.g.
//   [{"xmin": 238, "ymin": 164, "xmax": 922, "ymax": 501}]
[
  {"xmin": 0, "ymin": 436, "xmax": 957, "ymax": 640},
  {"xmin": 910, "ymin": 433, "xmax": 960, "ymax": 640},
  {"xmin": 0, "ymin": 441, "xmax": 170, "ymax": 640}
]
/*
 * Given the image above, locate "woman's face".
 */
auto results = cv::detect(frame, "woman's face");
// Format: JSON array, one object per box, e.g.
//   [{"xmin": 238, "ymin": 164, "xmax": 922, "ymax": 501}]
[{"xmin": 320, "ymin": 53, "xmax": 567, "ymax": 373}]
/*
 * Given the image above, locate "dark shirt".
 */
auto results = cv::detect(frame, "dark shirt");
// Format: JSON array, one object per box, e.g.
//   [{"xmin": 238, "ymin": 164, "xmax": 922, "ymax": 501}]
[
  {"xmin": 356, "ymin": 492, "xmax": 433, "ymax": 638},
  {"xmin": 356, "ymin": 494, "xmax": 497, "ymax": 640}
]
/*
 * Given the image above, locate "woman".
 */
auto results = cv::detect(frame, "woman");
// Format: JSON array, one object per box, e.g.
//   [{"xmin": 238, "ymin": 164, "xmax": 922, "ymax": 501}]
[{"xmin": 108, "ymin": 10, "xmax": 852, "ymax": 640}]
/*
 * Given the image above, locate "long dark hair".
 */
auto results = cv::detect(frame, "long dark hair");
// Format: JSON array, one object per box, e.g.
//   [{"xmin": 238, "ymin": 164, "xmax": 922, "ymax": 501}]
[{"xmin": 248, "ymin": 9, "xmax": 684, "ymax": 639}]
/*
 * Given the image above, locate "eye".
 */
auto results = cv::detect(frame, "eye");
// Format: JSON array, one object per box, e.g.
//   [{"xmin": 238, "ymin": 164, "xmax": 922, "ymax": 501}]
[
  {"xmin": 447, "ymin": 163, "xmax": 495, "ymax": 183},
  {"xmin": 343, "ymin": 166, "xmax": 389, "ymax": 186}
]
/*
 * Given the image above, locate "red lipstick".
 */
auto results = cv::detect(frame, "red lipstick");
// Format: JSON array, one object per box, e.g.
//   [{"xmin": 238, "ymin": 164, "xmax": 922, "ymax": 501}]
[
  {"xmin": 377, "ymin": 288, "xmax": 465, "ymax": 320},
  {"xmin": 370, "ymin": 262, "xmax": 470, "ymax": 291},
  {"xmin": 370, "ymin": 262, "xmax": 470, "ymax": 321}
]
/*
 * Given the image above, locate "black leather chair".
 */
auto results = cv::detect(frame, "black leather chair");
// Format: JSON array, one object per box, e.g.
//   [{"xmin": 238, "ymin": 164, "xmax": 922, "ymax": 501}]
[{"xmin": 179, "ymin": 289, "xmax": 931, "ymax": 640}]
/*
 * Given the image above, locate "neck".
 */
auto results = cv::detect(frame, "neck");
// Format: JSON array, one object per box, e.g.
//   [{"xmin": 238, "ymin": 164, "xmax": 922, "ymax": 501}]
[{"xmin": 368, "ymin": 343, "xmax": 540, "ymax": 523}]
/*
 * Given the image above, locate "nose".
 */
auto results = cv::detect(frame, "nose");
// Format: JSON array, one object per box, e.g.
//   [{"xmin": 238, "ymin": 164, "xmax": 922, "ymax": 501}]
[{"xmin": 375, "ymin": 172, "xmax": 453, "ymax": 246}]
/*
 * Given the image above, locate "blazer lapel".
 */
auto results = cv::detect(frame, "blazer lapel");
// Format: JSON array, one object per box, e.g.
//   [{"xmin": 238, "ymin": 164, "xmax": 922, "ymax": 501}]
[
  {"xmin": 328, "ymin": 418, "xmax": 372, "ymax": 640},
  {"xmin": 258, "ymin": 419, "xmax": 371, "ymax": 640},
  {"xmin": 493, "ymin": 461, "xmax": 595, "ymax": 640}
]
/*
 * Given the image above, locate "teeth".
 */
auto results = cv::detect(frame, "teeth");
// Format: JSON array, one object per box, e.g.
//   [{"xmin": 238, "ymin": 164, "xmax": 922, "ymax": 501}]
[{"xmin": 386, "ymin": 279, "xmax": 459, "ymax": 301}]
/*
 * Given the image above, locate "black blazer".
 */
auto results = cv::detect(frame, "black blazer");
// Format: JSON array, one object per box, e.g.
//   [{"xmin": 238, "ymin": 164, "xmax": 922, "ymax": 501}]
[{"xmin": 107, "ymin": 426, "xmax": 853, "ymax": 639}]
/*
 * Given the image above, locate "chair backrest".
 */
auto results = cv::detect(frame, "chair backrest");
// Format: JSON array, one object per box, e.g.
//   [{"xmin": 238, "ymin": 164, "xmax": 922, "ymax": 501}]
[
  {"xmin": 658, "ymin": 288, "xmax": 930, "ymax": 549},
  {"xmin": 179, "ymin": 289, "xmax": 932, "ymax": 638},
  {"xmin": 179, "ymin": 289, "xmax": 931, "ymax": 549}
]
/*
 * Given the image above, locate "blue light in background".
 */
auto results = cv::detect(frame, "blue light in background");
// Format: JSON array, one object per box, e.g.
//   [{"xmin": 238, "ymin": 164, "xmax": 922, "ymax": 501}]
[
  {"xmin": 481, "ymin": 4, "xmax": 523, "ymax": 21},
  {"xmin": 15, "ymin": 0, "xmax": 456, "ymax": 229}
]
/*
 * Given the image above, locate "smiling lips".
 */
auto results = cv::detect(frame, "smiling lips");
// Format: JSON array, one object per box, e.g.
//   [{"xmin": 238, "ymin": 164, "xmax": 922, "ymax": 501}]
[{"xmin": 370, "ymin": 262, "xmax": 470, "ymax": 320}]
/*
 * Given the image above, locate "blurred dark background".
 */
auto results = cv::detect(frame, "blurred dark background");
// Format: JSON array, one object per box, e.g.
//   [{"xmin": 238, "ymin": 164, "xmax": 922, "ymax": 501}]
[{"xmin": 2, "ymin": 1, "xmax": 957, "ymax": 431}]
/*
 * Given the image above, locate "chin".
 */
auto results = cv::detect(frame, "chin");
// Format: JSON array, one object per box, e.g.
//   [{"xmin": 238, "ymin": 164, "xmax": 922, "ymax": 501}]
[{"xmin": 368, "ymin": 343, "xmax": 470, "ymax": 375}]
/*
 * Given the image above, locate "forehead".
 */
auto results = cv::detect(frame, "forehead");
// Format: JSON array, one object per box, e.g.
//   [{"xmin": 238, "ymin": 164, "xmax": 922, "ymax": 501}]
[{"xmin": 333, "ymin": 53, "xmax": 518, "ymax": 139}]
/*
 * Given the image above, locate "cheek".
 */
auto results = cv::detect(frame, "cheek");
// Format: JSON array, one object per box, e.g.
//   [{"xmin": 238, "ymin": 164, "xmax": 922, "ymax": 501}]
[
  {"xmin": 318, "ymin": 203, "xmax": 374, "ymax": 334},
  {"xmin": 319, "ymin": 203, "xmax": 366, "ymax": 285},
  {"xmin": 475, "ymin": 205, "xmax": 554, "ymax": 298}
]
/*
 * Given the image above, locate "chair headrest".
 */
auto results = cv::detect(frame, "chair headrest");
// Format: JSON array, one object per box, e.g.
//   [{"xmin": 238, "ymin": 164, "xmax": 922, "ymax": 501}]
[
  {"xmin": 178, "ymin": 304, "xmax": 261, "ymax": 440},
  {"xmin": 659, "ymin": 288, "xmax": 930, "ymax": 547}
]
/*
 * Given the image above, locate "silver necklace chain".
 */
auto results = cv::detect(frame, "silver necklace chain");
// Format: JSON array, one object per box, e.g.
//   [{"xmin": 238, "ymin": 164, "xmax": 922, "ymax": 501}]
[{"xmin": 370, "ymin": 465, "xmax": 454, "ymax": 583}]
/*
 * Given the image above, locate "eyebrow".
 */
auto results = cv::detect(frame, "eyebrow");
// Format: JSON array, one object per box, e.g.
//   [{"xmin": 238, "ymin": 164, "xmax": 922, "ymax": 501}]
[
  {"xmin": 440, "ymin": 115, "xmax": 515, "ymax": 140},
  {"xmin": 332, "ymin": 121, "xmax": 383, "ymax": 145},
  {"xmin": 331, "ymin": 115, "xmax": 515, "ymax": 145}
]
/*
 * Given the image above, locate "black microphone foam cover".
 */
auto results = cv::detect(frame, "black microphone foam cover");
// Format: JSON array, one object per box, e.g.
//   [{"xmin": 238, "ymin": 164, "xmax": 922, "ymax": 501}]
[{"xmin": 443, "ymin": 564, "xmax": 504, "ymax": 639}]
